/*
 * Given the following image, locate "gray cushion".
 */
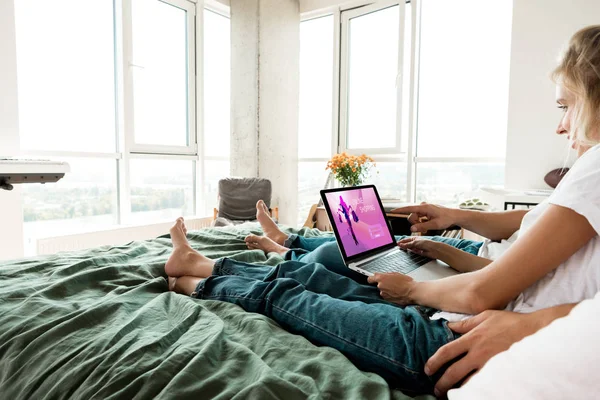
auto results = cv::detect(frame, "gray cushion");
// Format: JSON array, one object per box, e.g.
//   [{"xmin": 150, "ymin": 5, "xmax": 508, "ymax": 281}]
[{"xmin": 217, "ymin": 177, "xmax": 272, "ymax": 221}]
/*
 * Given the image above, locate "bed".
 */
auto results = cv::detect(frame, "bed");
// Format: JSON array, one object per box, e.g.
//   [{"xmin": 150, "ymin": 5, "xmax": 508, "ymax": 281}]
[{"xmin": 0, "ymin": 223, "xmax": 435, "ymax": 399}]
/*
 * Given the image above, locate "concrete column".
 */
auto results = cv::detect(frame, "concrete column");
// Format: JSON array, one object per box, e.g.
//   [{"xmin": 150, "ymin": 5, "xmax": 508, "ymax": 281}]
[
  {"xmin": 230, "ymin": 0, "xmax": 299, "ymax": 225},
  {"xmin": 230, "ymin": 0, "xmax": 260, "ymax": 177},
  {"xmin": 0, "ymin": 0, "xmax": 24, "ymax": 260}
]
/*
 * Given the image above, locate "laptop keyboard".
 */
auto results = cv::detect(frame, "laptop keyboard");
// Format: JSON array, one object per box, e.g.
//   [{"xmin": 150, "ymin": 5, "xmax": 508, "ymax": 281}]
[{"xmin": 359, "ymin": 250, "xmax": 431, "ymax": 274}]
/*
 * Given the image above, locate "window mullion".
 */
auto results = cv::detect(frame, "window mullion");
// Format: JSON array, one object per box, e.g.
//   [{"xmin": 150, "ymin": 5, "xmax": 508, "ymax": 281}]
[
  {"xmin": 406, "ymin": 0, "xmax": 421, "ymax": 203},
  {"xmin": 118, "ymin": 0, "xmax": 134, "ymax": 225}
]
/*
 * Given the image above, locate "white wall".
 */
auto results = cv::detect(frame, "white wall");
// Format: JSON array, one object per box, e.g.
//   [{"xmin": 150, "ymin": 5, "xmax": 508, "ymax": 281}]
[
  {"xmin": 0, "ymin": 0, "xmax": 25, "ymax": 260},
  {"xmin": 257, "ymin": 0, "xmax": 300, "ymax": 226},
  {"xmin": 504, "ymin": 0, "xmax": 600, "ymax": 190},
  {"xmin": 230, "ymin": 0, "xmax": 260, "ymax": 176},
  {"xmin": 230, "ymin": 0, "xmax": 299, "ymax": 226}
]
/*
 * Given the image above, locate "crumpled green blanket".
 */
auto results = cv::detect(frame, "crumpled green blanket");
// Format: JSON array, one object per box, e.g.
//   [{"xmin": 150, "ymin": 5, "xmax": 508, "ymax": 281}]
[{"xmin": 0, "ymin": 223, "xmax": 433, "ymax": 400}]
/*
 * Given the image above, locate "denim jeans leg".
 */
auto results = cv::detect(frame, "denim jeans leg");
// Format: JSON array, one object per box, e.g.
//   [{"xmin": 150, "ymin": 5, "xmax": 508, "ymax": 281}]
[
  {"xmin": 424, "ymin": 236, "xmax": 483, "ymax": 255},
  {"xmin": 195, "ymin": 269, "xmax": 453, "ymax": 394},
  {"xmin": 284, "ymin": 235, "xmax": 336, "ymax": 251},
  {"xmin": 215, "ymin": 258, "xmax": 375, "ymax": 301}
]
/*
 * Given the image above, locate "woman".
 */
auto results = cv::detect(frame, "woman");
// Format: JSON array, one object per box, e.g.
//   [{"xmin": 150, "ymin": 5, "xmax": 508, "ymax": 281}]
[{"xmin": 165, "ymin": 26, "xmax": 600, "ymax": 396}]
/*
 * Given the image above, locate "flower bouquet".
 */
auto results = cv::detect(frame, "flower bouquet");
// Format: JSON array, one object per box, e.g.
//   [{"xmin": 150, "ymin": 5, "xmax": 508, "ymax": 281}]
[{"xmin": 326, "ymin": 153, "xmax": 375, "ymax": 187}]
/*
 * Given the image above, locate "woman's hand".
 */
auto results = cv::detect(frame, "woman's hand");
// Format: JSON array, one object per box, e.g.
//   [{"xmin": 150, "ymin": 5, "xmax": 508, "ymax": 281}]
[
  {"xmin": 390, "ymin": 202, "xmax": 457, "ymax": 233},
  {"xmin": 367, "ymin": 272, "xmax": 417, "ymax": 305},
  {"xmin": 397, "ymin": 237, "xmax": 444, "ymax": 259}
]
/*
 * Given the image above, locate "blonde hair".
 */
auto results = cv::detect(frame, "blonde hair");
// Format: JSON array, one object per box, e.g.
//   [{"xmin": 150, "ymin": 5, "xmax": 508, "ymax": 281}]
[{"xmin": 552, "ymin": 25, "xmax": 600, "ymax": 146}]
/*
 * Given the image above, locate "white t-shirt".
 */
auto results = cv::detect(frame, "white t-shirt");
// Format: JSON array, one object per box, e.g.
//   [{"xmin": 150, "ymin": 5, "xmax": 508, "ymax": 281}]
[
  {"xmin": 477, "ymin": 230, "xmax": 518, "ymax": 261},
  {"xmin": 448, "ymin": 291, "xmax": 600, "ymax": 400},
  {"xmin": 435, "ymin": 144, "xmax": 600, "ymax": 321}
]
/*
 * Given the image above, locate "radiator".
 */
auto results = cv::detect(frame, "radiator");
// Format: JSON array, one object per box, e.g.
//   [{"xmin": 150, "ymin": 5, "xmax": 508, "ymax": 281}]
[{"xmin": 36, "ymin": 217, "xmax": 214, "ymax": 255}]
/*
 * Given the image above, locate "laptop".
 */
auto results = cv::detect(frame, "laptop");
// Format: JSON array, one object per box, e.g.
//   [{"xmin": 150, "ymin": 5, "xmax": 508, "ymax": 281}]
[{"xmin": 320, "ymin": 185, "xmax": 460, "ymax": 281}]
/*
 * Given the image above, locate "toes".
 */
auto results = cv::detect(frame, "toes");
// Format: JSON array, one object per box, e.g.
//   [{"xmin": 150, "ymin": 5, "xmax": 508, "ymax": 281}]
[
  {"xmin": 245, "ymin": 234, "xmax": 260, "ymax": 242},
  {"xmin": 256, "ymin": 200, "xmax": 264, "ymax": 210},
  {"xmin": 261, "ymin": 202, "xmax": 270, "ymax": 214}
]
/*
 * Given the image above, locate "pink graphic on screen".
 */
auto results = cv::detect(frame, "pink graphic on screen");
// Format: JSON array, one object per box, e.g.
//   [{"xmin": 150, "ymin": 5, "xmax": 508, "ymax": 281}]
[{"xmin": 324, "ymin": 187, "xmax": 394, "ymax": 257}]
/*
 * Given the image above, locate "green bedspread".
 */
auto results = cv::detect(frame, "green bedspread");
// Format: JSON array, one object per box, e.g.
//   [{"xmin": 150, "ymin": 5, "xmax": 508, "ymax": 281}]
[{"xmin": 0, "ymin": 224, "xmax": 434, "ymax": 400}]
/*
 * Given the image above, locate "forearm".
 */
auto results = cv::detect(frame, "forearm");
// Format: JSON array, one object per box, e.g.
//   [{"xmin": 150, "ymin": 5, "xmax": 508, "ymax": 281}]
[
  {"xmin": 452, "ymin": 209, "xmax": 528, "ymax": 241},
  {"xmin": 409, "ymin": 272, "xmax": 579, "ymax": 317},
  {"xmin": 409, "ymin": 272, "xmax": 482, "ymax": 314},
  {"xmin": 437, "ymin": 245, "xmax": 492, "ymax": 273}
]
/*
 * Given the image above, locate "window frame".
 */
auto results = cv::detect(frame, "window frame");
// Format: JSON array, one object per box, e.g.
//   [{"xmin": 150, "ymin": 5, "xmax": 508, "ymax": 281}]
[
  {"xmin": 123, "ymin": 0, "xmax": 197, "ymax": 155},
  {"xmin": 338, "ymin": 0, "xmax": 406, "ymax": 156},
  {"xmin": 411, "ymin": 0, "xmax": 509, "ymax": 203},
  {"xmin": 19, "ymin": 0, "xmax": 229, "ymax": 239},
  {"xmin": 198, "ymin": 4, "xmax": 231, "ymax": 216},
  {"xmin": 297, "ymin": 11, "xmax": 340, "ymax": 178},
  {"xmin": 303, "ymin": 0, "xmax": 508, "ymax": 205}
]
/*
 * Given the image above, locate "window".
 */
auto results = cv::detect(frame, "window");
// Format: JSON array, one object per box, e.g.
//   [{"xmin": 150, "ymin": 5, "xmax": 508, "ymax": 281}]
[
  {"xmin": 417, "ymin": 0, "xmax": 512, "ymax": 159},
  {"xmin": 129, "ymin": 159, "xmax": 195, "ymax": 224},
  {"xmin": 416, "ymin": 163, "xmax": 505, "ymax": 205},
  {"xmin": 15, "ymin": 1, "xmax": 228, "ymax": 255},
  {"xmin": 339, "ymin": 1, "xmax": 411, "ymax": 202},
  {"xmin": 344, "ymin": 5, "xmax": 400, "ymax": 151},
  {"xmin": 15, "ymin": 0, "xmax": 116, "ymax": 153},
  {"xmin": 22, "ymin": 158, "xmax": 118, "ymax": 255},
  {"xmin": 414, "ymin": 0, "xmax": 512, "ymax": 204},
  {"xmin": 298, "ymin": 15, "xmax": 335, "ymax": 225},
  {"xmin": 203, "ymin": 9, "xmax": 231, "ymax": 216},
  {"xmin": 131, "ymin": 0, "xmax": 190, "ymax": 148},
  {"xmin": 334, "ymin": 0, "xmax": 512, "ymax": 206}
]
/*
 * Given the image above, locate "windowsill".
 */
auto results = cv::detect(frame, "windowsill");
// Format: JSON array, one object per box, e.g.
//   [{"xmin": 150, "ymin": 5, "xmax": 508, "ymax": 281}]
[{"xmin": 24, "ymin": 214, "xmax": 214, "ymax": 257}]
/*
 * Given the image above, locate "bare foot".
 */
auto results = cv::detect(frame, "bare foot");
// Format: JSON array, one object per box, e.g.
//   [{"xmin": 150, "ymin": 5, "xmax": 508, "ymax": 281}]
[
  {"xmin": 255, "ymin": 200, "xmax": 287, "ymax": 245},
  {"xmin": 245, "ymin": 234, "xmax": 289, "ymax": 256},
  {"xmin": 165, "ymin": 218, "xmax": 215, "ymax": 278}
]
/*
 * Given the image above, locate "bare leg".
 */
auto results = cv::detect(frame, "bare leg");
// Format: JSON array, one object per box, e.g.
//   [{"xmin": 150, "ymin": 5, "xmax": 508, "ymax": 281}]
[
  {"xmin": 245, "ymin": 234, "xmax": 289, "ymax": 256},
  {"xmin": 254, "ymin": 200, "xmax": 288, "ymax": 245},
  {"xmin": 165, "ymin": 217, "xmax": 216, "ymax": 278},
  {"xmin": 170, "ymin": 275, "xmax": 203, "ymax": 296}
]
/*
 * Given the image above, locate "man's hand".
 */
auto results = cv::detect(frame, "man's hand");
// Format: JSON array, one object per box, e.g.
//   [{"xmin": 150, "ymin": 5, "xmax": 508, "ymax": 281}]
[
  {"xmin": 397, "ymin": 237, "xmax": 444, "ymax": 259},
  {"xmin": 367, "ymin": 272, "xmax": 416, "ymax": 305},
  {"xmin": 390, "ymin": 203, "xmax": 457, "ymax": 233},
  {"xmin": 425, "ymin": 310, "xmax": 538, "ymax": 396}
]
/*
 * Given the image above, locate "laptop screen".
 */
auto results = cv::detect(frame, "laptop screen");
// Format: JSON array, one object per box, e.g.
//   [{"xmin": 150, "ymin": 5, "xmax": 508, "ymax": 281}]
[{"xmin": 322, "ymin": 186, "xmax": 395, "ymax": 258}]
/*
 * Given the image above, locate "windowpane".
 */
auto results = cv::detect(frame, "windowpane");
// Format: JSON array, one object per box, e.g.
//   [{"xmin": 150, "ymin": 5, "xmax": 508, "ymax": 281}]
[
  {"xmin": 204, "ymin": 10, "xmax": 231, "ymax": 158},
  {"xmin": 297, "ymin": 162, "xmax": 331, "ymax": 226},
  {"xmin": 416, "ymin": 163, "xmax": 504, "ymax": 206},
  {"xmin": 346, "ymin": 6, "xmax": 399, "ymax": 149},
  {"xmin": 15, "ymin": 0, "xmax": 116, "ymax": 152},
  {"xmin": 400, "ymin": 3, "xmax": 411, "ymax": 153},
  {"xmin": 22, "ymin": 158, "xmax": 119, "ymax": 255},
  {"xmin": 129, "ymin": 159, "xmax": 194, "ymax": 223},
  {"xmin": 417, "ymin": 0, "xmax": 513, "ymax": 157},
  {"xmin": 203, "ymin": 160, "xmax": 231, "ymax": 217},
  {"xmin": 299, "ymin": 16, "xmax": 334, "ymax": 158},
  {"xmin": 364, "ymin": 161, "xmax": 407, "ymax": 201},
  {"xmin": 131, "ymin": 0, "xmax": 188, "ymax": 146}
]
